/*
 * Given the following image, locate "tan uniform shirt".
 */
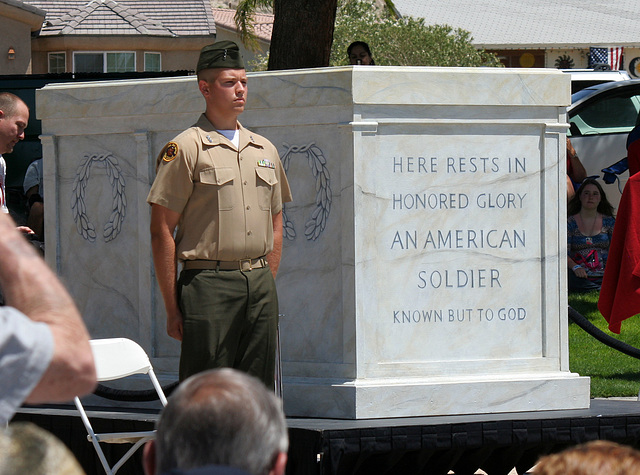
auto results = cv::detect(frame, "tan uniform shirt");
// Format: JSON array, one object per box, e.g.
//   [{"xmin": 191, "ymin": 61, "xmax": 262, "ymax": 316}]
[{"xmin": 147, "ymin": 114, "xmax": 292, "ymax": 262}]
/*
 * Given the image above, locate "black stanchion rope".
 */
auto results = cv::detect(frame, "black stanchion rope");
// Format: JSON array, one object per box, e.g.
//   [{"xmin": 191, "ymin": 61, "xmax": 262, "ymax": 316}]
[
  {"xmin": 93, "ymin": 381, "xmax": 179, "ymax": 402},
  {"xmin": 568, "ymin": 305, "xmax": 640, "ymax": 359},
  {"xmin": 90, "ymin": 307, "xmax": 635, "ymax": 402}
]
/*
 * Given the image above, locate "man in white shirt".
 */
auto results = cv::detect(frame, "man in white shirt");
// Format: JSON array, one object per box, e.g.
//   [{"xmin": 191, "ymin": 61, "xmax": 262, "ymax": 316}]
[
  {"xmin": 0, "ymin": 93, "xmax": 35, "ymax": 240},
  {"xmin": 0, "ymin": 211, "xmax": 96, "ymax": 424},
  {"xmin": 0, "ymin": 94, "xmax": 94, "ymax": 423},
  {"xmin": 0, "ymin": 93, "xmax": 29, "ymax": 215}
]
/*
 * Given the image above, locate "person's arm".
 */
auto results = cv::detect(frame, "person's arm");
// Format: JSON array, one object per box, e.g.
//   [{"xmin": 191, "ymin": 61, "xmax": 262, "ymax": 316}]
[
  {"xmin": 568, "ymin": 255, "xmax": 588, "ymax": 279},
  {"xmin": 25, "ymin": 184, "xmax": 39, "ymax": 200},
  {"xmin": 567, "ymin": 138, "xmax": 587, "ymax": 183},
  {"xmin": 567, "ymin": 174, "xmax": 576, "ymax": 202},
  {"xmin": 266, "ymin": 211, "xmax": 283, "ymax": 279},
  {"xmin": 22, "ymin": 184, "xmax": 43, "ymax": 238},
  {"xmin": 567, "ymin": 217, "xmax": 588, "ymax": 279},
  {"xmin": 0, "ymin": 213, "xmax": 96, "ymax": 402},
  {"xmin": 150, "ymin": 204, "xmax": 183, "ymax": 341}
]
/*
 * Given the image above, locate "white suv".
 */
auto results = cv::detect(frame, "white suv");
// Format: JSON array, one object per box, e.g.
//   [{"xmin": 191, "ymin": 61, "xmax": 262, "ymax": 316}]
[
  {"xmin": 561, "ymin": 66, "xmax": 631, "ymax": 94},
  {"xmin": 568, "ymin": 79, "xmax": 640, "ymax": 208}
]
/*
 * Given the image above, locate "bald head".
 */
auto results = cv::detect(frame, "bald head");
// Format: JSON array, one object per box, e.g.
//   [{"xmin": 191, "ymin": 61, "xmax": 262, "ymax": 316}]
[
  {"xmin": 0, "ymin": 93, "xmax": 29, "ymax": 155},
  {"xmin": 148, "ymin": 369, "xmax": 288, "ymax": 475}
]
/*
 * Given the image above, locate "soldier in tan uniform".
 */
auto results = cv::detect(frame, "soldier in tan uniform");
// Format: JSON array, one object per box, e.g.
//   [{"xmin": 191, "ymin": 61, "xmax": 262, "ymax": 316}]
[{"xmin": 147, "ymin": 41, "xmax": 292, "ymax": 388}]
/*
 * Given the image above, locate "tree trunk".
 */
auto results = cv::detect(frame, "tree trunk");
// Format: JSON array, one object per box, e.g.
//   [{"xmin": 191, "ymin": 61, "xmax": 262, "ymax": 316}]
[{"xmin": 268, "ymin": 0, "xmax": 338, "ymax": 70}]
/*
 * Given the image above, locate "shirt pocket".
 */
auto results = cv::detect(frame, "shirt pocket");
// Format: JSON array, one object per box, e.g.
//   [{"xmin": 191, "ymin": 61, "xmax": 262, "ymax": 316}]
[
  {"xmin": 200, "ymin": 166, "xmax": 235, "ymax": 211},
  {"xmin": 255, "ymin": 167, "xmax": 278, "ymax": 211}
]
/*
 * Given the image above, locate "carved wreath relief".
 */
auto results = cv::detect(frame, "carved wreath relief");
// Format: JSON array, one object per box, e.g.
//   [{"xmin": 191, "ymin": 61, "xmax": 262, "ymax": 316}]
[
  {"xmin": 280, "ymin": 143, "xmax": 332, "ymax": 241},
  {"xmin": 71, "ymin": 153, "xmax": 126, "ymax": 242},
  {"xmin": 69, "ymin": 144, "xmax": 327, "ymax": 244}
]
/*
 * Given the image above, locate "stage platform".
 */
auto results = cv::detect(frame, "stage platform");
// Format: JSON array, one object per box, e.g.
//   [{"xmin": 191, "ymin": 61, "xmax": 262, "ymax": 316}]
[{"xmin": 12, "ymin": 399, "xmax": 640, "ymax": 475}]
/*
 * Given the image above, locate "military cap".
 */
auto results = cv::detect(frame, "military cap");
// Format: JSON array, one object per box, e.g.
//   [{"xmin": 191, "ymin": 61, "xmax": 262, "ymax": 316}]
[{"xmin": 196, "ymin": 41, "xmax": 245, "ymax": 72}]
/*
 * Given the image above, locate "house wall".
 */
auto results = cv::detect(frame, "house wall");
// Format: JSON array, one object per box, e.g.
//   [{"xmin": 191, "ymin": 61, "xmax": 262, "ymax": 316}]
[
  {"xmin": 486, "ymin": 46, "xmax": 640, "ymax": 76},
  {"xmin": 546, "ymin": 49, "xmax": 588, "ymax": 69},
  {"xmin": 0, "ymin": 16, "xmax": 34, "ymax": 74},
  {"xmin": 625, "ymin": 48, "xmax": 640, "ymax": 78},
  {"xmin": 489, "ymin": 49, "xmax": 545, "ymax": 68},
  {"xmin": 545, "ymin": 47, "xmax": 640, "ymax": 77},
  {"xmin": 30, "ymin": 36, "xmax": 216, "ymax": 74}
]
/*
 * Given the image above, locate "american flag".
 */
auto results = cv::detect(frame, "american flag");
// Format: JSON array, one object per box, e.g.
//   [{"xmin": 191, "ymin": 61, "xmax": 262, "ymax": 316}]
[{"xmin": 589, "ymin": 46, "xmax": 624, "ymax": 70}]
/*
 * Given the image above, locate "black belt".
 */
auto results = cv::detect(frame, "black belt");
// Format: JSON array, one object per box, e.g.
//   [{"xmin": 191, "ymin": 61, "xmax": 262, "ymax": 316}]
[{"xmin": 183, "ymin": 257, "xmax": 267, "ymax": 271}]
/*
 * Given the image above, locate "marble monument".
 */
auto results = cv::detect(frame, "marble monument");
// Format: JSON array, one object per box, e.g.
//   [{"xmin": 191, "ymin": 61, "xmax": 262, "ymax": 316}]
[{"xmin": 37, "ymin": 66, "xmax": 589, "ymax": 419}]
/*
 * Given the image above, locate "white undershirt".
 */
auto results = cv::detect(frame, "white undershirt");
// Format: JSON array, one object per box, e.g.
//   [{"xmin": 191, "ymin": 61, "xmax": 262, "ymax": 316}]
[
  {"xmin": 218, "ymin": 129, "xmax": 239, "ymax": 148},
  {"xmin": 0, "ymin": 155, "xmax": 7, "ymax": 213}
]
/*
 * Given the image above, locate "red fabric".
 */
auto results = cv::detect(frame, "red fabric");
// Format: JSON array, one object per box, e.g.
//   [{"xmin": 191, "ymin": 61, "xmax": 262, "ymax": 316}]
[
  {"xmin": 628, "ymin": 140, "xmax": 640, "ymax": 177},
  {"xmin": 598, "ymin": 173, "xmax": 640, "ymax": 333}
]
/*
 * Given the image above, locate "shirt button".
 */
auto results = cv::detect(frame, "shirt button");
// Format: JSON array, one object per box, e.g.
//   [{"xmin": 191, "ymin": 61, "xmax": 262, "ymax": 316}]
[
  {"xmin": 243, "ymin": 180, "xmax": 248, "ymax": 185},
  {"xmin": 246, "ymin": 205, "xmax": 250, "ymax": 210},
  {"xmin": 247, "ymin": 231, "xmax": 252, "ymax": 236}
]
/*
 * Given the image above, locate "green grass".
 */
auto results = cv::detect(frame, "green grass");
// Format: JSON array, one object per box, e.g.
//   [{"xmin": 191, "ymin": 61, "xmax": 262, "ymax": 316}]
[{"xmin": 569, "ymin": 291, "xmax": 640, "ymax": 398}]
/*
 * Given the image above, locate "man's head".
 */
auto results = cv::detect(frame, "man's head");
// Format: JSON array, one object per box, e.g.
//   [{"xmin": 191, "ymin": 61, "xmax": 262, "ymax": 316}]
[
  {"xmin": 196, "ymin": 41, "xmax": 244, "ymax": 78},
  {"xmin": 196, "ymin": 42, "xmax": 247, "ymax": 126},
  {"xmin": 0, "ymin": 93, "xmax": 29, "ymax": 155},
  {"xmin": 143, "ymin": 368, "xmax": 288, "ymax": 475},
  {"xmin": 535, "ymin": 440, "xmax": 640, "ymax": 475}
]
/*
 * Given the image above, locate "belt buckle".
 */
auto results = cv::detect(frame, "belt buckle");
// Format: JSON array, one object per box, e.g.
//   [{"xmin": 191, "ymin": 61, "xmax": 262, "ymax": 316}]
[{"xmin": 239, "ymin": 258, "xmax": 252, "ymax": 271}]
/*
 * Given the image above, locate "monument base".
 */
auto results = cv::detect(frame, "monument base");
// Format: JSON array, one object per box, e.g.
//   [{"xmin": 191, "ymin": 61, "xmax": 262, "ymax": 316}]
[{"xmin": 283, "ymin": 373, "xmax": 590, "ymax": 419}]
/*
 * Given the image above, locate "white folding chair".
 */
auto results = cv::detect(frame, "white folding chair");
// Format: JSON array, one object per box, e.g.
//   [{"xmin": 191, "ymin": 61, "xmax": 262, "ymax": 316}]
[{"xmin": 74, "ymin": 338, "xmax": 168, "ymax": 475}]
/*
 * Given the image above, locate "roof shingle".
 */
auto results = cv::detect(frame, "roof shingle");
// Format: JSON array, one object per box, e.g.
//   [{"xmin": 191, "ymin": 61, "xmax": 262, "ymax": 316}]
[
  {"xmin": 393, "ymin": 0, "xmax": 640, "ymax": 48},
  {"xmin": 25, "ymin": 0, "xmax": 216, "ymax": 37},
  {"xmin": 212, "ymin": 7, "xmax": 272, "ymax": 42}
]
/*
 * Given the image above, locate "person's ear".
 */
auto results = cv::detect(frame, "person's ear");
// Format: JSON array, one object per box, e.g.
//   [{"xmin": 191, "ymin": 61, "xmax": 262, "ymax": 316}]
[
  {"xmin": 198, "ymin": 80, "xmax": 210, "ymax": 97},
  {"xmin": 142, "ymin": 440, "xmax": 157, "ymax": 475},
  {"xmin": 269, "ymin": 452, "xmax": 287, "ymax": 475}
]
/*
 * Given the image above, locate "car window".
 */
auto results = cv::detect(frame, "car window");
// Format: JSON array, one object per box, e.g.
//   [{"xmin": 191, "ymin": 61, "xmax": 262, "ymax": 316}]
[
  {"xmin": 571, "ymin": 87, "xmax": 600, "ymax": 103},
  {"xmin": 571, "ymin": 80, "xmax": 616, "ymax": 95},
  {"xmin": 570, "ymin": 90, "xmax": 640, "ymax": 136}
]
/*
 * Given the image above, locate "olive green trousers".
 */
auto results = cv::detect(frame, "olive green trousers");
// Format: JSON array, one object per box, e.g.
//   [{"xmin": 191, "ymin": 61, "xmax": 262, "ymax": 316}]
[{"xmin": 177, "ymin": 265, "xmax": 278, "ymax": 389}]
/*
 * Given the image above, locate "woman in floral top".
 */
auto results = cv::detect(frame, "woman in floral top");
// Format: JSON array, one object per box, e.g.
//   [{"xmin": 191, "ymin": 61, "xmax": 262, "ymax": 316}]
[{"xmin": 567, "ymin": 178, "xmax": 616, "ymax": 293}]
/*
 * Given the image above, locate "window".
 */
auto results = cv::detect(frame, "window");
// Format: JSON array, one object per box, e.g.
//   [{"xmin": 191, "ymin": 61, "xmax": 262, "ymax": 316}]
[
  {"xmin": 74, "ymin": 53, "xmax": 104, "ymax": 73},
  {"xmin": 73, "ymin": 52, "xmax": 136, "ymax": 73},
  {"xmin": 107, "ymin": 52, "xmax": 135, "ymax": 73},
  {"xmin": 570, "ymin": 88, "xmax": 640, "ymax": 136},
  {"xmin": 48, "ymin": 52, "xmax": 66, "ymax": 73},
  {"xmin": 144, "ymin": 52, "xmax": 161, "ymax": 72}
]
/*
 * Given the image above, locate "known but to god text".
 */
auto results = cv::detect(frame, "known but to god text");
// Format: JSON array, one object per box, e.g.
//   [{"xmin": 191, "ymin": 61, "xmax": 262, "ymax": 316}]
[{"xmin": 392, "ymin": 307, "xmax": 527, "ymax": 324}]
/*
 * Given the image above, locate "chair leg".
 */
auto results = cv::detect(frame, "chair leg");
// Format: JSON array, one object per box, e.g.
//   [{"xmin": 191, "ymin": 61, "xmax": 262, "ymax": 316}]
[
  {"xmin": 89, "ymin": 438, "xmax": 115, "ymax": 475},
  {"xmin": 111, "ymin": 437, "xmax": 153, "ymax": 474},
  {"xmin": 275, "ymin": 317, "xmax": 283, "ymax": 399},
  {"xmin": 75, "ymin": 397, "xmax": 114, "ymax": 475}
]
